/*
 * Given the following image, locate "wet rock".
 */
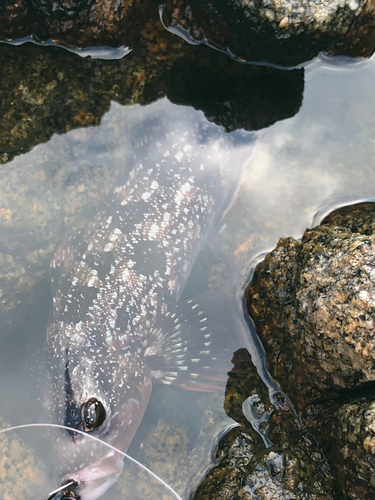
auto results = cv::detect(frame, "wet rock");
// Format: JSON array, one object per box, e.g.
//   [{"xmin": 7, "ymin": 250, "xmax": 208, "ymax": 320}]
[
  {"xmin": 191, "ymin": 347, "xmax": 336, "ymax": 500},
  {"xmin": 1, "ymin": 0, "xmax": 375, "ymax": 66},
  {"xmin": 331, "ymin": 0, "xmax": 375, "ymax": 57},
  {"xmin": 312, "ymin": 395, "xmax": 375, "ymax": 500},
  {"xmin": 0, "ymin": 0, "xmax": 150, "ymax": 49},
  {"xmin": 161, "ymin": 0, "xmax": 375, "ymax": 66},
  {"xmin": 0, "ymin": 38, "xmax": 304, "ymax": 167},
  {"xmin": 243, "ymin": 443, "xmax": 335, "ymax": 500},
  {"xmin": 194, "ymin": 425, "xmax": 336, "ymax": 500},
  {"xmin": 245, "ymin": 202, "xmax": 375, "ymax": 499},
  {"xmin": 246, "ymin": 202, "xmax": 375, "ymax": 408},
  {"xmin": 167, "ymin": 60, "xmax": 304, "ymax": 133}
]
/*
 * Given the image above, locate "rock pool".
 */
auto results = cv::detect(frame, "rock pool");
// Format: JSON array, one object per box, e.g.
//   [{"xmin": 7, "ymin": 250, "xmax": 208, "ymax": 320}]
[{"xmin": 1, "ymin": 27, "xmax": 375, "ymax": 500}]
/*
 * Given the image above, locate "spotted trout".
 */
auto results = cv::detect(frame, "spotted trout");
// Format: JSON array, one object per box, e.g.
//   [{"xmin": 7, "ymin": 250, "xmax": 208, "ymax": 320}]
[{"xmin": 45, "ymin": 99, "xmax": 254, "ymax": 499}]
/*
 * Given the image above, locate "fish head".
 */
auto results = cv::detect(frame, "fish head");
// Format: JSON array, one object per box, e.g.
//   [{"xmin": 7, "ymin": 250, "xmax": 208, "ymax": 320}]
[{"xmin": 46, "ymin": 329, "xmax": 152, "ymax": 499}]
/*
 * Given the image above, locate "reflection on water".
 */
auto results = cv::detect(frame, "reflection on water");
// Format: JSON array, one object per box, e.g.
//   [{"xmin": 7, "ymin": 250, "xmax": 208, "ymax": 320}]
[
  {"xmin": 0, "ymin": 50, "xmax": 375, "ymax": 499},
  {"xmin": 215, "ymin": 53, "xmax": 375, "ymax": 287}
]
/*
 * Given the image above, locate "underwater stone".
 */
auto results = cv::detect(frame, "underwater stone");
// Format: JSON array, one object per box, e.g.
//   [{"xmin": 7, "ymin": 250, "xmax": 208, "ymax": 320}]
[
  {"xmin": 246, "ymin": 202, "xmax": 375, "ymax": 408},
  {"xmin": 0, "ymin": 418, "xmax": 48, "ymax": 499},
  {"xmin": 115, "ymin": 418, "xmax": 190, "ymax": 500}
]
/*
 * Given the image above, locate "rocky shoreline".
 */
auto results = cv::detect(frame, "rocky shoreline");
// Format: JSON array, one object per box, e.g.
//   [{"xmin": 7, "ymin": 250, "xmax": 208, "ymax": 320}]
[
  {"xmin": 1, "ymin": 0, "xmax": 375, "ymax": 66},
  {"xmin": 245, "ymin": 202, "xmax": 375, "ymax": 499}
]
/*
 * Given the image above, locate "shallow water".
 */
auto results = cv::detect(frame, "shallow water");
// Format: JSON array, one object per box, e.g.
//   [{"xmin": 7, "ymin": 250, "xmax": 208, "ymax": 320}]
[{"xmin": 0, "ymin": 43, "xmax": 375, "ymax": 500}]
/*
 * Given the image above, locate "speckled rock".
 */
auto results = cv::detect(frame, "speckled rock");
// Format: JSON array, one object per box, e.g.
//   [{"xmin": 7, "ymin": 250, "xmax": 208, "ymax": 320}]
[
  {"xmin": 311, "ymin": 395, "xmax": 375, "ymax": 500},
  {"xmin": 246, "ymin": 202, "xmax": 375, "ymax": 408},
  {"xmin": 189, "ymin": 348, "xmax": 337, "ymax": 500},
  {"xmin": 1, "ymin": 0, "xmax": 375, "ymax": 66},
  {"xmin": 161, "ymin": 0, "xmax": 375, "ymax": 66},
  {"xmin": 194, "ymin": 425, "xmax": 336, "ymax": 500},
  {"xmin": 0, "ymin": 0, "xmax": 150, "ymax": 49},
  {"xmin": 0, "ymin": 38, "xmax": 304, "ymax": 166}
]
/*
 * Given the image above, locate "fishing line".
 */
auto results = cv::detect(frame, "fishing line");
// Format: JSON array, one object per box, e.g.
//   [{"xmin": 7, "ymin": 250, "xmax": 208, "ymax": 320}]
[{"xmin": 0, "ymin": 422, "xmax": 183, "ymax": 500}]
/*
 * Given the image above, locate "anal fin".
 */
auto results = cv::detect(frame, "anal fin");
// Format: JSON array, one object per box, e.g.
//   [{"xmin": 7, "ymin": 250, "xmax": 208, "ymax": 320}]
[{"xmin": 145, "ymin": 291, "xmax": 250, "ymax": 393}]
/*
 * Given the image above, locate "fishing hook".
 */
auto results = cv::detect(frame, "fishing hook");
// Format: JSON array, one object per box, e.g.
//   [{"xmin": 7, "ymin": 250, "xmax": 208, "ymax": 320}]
[{"xmin": 47, "ymin": 479, "xmax": 79, "ymax": 500}]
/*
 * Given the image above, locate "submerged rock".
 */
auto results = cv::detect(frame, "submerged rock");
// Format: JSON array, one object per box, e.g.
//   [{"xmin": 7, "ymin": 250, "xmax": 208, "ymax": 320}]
[
  {"xmin": 0, "ymin": 418, "xmax": 48, "ymax": 499},
  {"xmin": 246, "ymin": 202, "xmax": 375, "ymax": 408}
]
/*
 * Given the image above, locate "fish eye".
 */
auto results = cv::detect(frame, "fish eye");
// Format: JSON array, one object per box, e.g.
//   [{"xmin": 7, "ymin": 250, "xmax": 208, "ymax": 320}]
[{"xmin": 80, "ymin": 398, "xmax": 106, "ymax": 432}]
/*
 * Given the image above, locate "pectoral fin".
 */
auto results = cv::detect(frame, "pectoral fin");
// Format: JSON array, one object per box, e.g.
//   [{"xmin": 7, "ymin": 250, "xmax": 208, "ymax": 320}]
[{"xmin": 144, "ymin": 291, "xmax": 250, "ymax": 393}]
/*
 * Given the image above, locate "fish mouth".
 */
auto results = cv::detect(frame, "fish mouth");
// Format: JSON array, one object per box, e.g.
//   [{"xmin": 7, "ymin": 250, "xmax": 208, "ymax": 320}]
[{"xmin": 65, "ymin": 449, "xmax": 124, "ymax": 500}]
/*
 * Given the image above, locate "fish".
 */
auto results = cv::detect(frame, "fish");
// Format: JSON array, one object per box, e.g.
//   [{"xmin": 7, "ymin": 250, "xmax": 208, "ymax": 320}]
[{"xmin": 44, "ymin": 100, "xmax": 254, "ymax": 499}]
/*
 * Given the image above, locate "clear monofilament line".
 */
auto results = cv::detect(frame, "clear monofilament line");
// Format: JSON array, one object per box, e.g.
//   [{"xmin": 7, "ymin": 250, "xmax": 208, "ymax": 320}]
[{"xmin": 0, "ymin": 422, "xmax": 183, "ymax": 500}]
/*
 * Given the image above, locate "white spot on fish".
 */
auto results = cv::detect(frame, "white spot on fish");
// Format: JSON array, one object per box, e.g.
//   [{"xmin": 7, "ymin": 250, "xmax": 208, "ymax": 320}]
[
  {"xmin": 141, "ymin": 192, "xmax": 151, "ymax": 202},
  {"xmin": 174, "ymin": 151, "xmax": 183, "ymax": 162},
  {"xmin": 148, "ymin": 224, "xmax": 159, "ymax": 240},
  {"xmin": 122, "ymin": 269, "xmax": 130, "ymax": 281}
]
